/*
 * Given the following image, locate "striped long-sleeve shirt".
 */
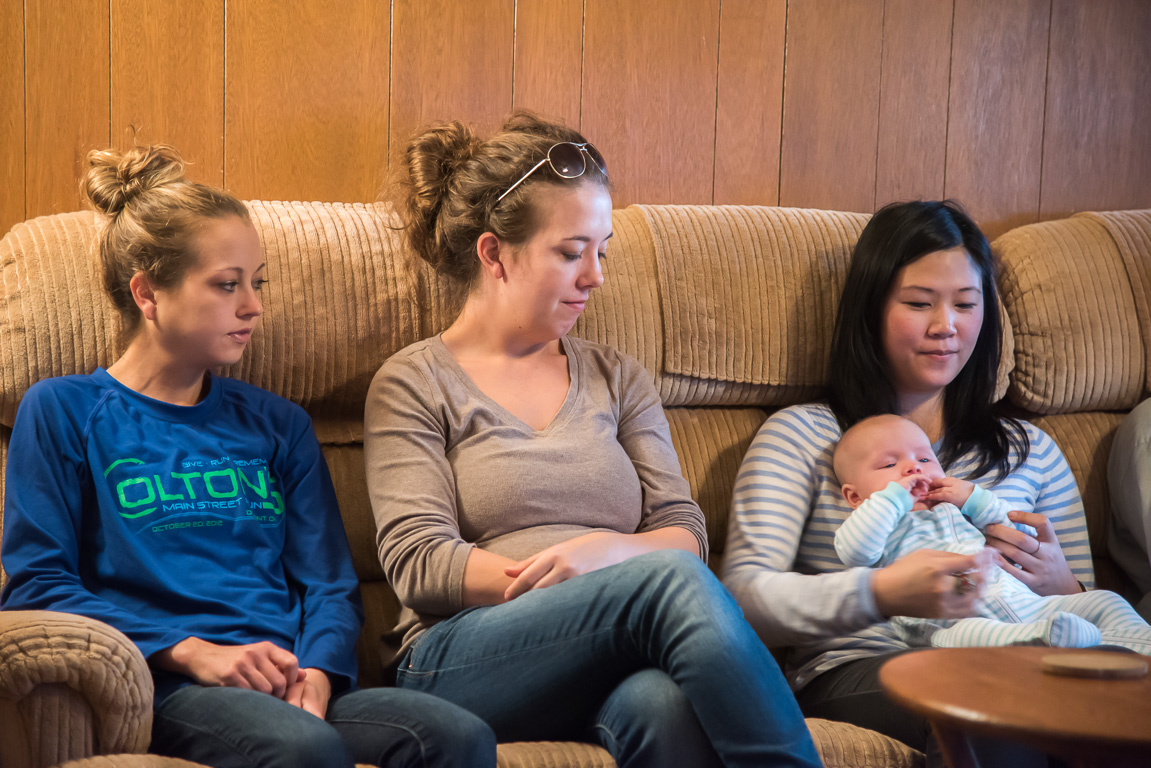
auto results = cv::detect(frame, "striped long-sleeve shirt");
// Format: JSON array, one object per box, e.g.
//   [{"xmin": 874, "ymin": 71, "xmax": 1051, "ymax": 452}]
[{"xmin": 721, "ymin": 403, "xmax": 1094, "ymax": 690}]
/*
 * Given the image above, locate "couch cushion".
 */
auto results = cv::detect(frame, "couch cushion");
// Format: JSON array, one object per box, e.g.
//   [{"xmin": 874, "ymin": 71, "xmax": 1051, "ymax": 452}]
[
  {"xmin": 58, "ymin": 758, "xmax": 206, "ymax": 768},
  {"xmin": 1030, "ymin": 411, "xmax": 1127, "ymax": 564},
  {"xmin": 357, "ymin": 580, "xmax": 404, "ymax": 689},
  {"xmin": 806, "ymin": 717, "xmax": 924, "ymax": 768},
  {"xmin": 572, "ymin": 207, "xmax": 662, "ymax": 385},
  {"xmin": 1077, "ymin": 210, "xmax": 1151, "ymax": 397},
  {"xmin": 488, "ymin": 720, "xmax": 925, "ymax": 768},
  {"xmin": 995, "ymin": 215, "xmax": 1145, "ymax": 413},
  {"xmin": 321, "ymin": 443, "xmax": 382, "ymax": 582},
  {"xmin": 575, "ymin": 207, "xmax": 795, "ymax": 407},
  {"xmin": 0, "ymin": 211, "xmax": 115, "ymax": 428},
  {"xmin": 647, "ymin": 205, "xmax": 868, "ymax": 387},
  {"xmin": 495, "ymin": 741, "xmax": 615, "ymax": 767},
  {"xmin": 235, "ymin": 201, "xmax": 423, "ymax": 423},
  {"xmin": 664, "ymin": 407, "xmax": 767, "ymax": 556}
]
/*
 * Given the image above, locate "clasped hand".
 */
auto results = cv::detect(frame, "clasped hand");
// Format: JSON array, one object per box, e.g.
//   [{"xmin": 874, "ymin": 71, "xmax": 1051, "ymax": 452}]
[
  {"xmin": 156, "ymin": 637, "xmax": 331, "ymax": 718},
  {"xmin": 503, "ymin": 531, "xmax": 626, "ymax": 601}
]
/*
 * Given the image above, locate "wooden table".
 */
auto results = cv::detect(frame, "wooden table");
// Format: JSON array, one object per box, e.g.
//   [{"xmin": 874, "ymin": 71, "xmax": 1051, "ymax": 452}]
[{"xmin": 879, "ymin": 647, "xmax": 1151, "ymax": 768}]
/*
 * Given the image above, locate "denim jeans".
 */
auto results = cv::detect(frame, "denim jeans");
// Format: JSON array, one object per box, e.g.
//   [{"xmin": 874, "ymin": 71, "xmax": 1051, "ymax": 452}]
[
  {"xmin": 151, "ymin": 684, "xmax": 496, "ymax": 768},
  {"xmin": 396, "ymin": 549, "xmax": 821, "ymax": 768}
]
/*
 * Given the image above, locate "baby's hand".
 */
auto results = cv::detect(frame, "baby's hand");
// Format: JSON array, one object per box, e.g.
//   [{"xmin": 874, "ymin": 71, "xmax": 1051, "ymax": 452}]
[
  {"xmin": 924, "ymin": 476, "xmax": 975, "ymax": 507},
  {"xmin": 898, "ymin": 475, "xmax": 932, "ymax": 500}
]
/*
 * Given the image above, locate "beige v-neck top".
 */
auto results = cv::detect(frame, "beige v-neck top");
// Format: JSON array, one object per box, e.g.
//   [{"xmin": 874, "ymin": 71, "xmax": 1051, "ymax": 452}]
[{"xmin": 364, "ymin": 334, "xmax": 708, "ymax": 669}]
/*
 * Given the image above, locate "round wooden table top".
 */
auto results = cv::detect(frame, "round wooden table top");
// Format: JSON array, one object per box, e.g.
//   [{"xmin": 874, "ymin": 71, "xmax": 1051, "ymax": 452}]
[{"xmin": 879, "ymin": 647, "xmax": 1151, "ymax": 757}]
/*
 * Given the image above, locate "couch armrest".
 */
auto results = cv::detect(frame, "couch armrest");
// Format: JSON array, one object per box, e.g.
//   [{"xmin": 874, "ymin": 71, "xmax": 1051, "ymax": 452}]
[{"xmin": 0, "ymin": 611, "xmax": 153, "ymax": 756}]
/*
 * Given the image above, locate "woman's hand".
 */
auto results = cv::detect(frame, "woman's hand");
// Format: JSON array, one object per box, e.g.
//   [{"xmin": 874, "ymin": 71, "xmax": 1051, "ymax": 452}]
[
  {"xmin": 501, "ymin": 527, "xmax": 700, "ymax": 602},
  {"xmin": 285, "ymin": 668, "xmax": 332, "ymax": 719},
  {"xmin": 153, "ymin": 638, "xmax": 304, "ymax": 698},
  {"xmin": 503, "ymin": 531, "xmax": 629, "ymax": 601},
  {"xmin": 871, "ymin": 549, "xmax": 983, "ymax": 619},
  {"xmin": 984, "ymin": 510, "xmax": 1081, "ymax": 596}
]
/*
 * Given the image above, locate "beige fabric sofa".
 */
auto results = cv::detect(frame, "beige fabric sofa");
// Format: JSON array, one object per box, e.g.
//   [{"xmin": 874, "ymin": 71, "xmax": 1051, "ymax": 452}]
[{"xmin": 1, "ymin": 202, "xmax": 1147, "ymax": 768}]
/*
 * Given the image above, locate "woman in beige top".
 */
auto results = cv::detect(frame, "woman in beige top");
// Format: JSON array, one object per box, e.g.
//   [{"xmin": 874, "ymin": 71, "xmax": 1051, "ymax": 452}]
[{"xmin": 364, "ymin": 114, "xmax": 821, "ymax": 768}]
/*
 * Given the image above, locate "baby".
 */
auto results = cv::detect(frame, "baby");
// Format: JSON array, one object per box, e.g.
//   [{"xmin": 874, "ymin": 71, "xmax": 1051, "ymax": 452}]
[{"xmin": 833, "ymin": 414, "xmax": 1151, "ymax": 652}]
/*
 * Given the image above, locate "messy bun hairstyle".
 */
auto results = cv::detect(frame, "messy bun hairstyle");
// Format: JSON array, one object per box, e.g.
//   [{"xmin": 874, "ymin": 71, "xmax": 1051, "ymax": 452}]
[
  {"xmin": 400, "ymin": 112, "xmax": 609, "ymax": 286},
  {"xmin": 82, "ymin": 144, "xmax": 250, "ymax": 328}
]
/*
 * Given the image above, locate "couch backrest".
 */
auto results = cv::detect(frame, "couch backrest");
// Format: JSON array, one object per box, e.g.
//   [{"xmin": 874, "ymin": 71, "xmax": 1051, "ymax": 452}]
[{"xmin": 1, "ymin": 202, "xmax": 1038, "ymax": 423}]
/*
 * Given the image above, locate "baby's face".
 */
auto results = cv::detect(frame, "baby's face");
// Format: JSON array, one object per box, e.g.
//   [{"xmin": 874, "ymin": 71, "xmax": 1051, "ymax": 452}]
[{"xmin": 843, "ymin": 419, "xmax": 945, "ymax": 504}]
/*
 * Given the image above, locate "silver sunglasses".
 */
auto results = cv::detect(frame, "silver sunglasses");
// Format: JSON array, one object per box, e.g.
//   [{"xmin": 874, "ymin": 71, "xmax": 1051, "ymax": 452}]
[{"xmin": 495, "ymin": 142, "xmax": 607, "ymax": 204}]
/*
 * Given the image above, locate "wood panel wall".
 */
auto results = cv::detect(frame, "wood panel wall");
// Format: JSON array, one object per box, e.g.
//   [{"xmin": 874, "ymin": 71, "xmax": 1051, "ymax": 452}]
[
  {"xmin": 3, "ymin": 0, "xmax": 1149, "ymax": 239},
  {"xmin": 0, "ymin": 1, "xmax": 23, "ymax": 233}
]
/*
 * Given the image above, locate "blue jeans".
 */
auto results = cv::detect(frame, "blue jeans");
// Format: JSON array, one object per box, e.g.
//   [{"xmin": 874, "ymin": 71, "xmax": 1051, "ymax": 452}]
[
  {"xmin": 396, "ymin": 549, "xmax": 821, "ymax": 768},
  {"xmin": 151, "ymin": 684, "xmax": 496, "ymax": 768}
]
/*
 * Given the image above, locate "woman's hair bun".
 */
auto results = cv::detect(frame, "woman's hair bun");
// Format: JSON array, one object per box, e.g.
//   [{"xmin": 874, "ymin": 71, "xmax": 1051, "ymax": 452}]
[
  {"xmin": 405, "ymin": 122, "xmax": 479, "ymax": 214},
  {"xmin": 82, "ymin": 144, "xmax": 187, "ymax": 216},
  {"xmin": 402, "ymin": 121, "xmax": 481, "ymax": 274}
]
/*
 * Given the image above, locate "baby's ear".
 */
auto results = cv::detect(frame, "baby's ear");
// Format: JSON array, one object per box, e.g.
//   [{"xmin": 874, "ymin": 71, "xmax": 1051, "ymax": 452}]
[{"xmin": 841, "ymin": 485, "xmax": 862, "ymax": 509}]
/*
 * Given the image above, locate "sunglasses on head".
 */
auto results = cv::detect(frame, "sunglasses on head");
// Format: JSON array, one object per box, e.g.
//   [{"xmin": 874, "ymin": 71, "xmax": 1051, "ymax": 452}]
[{"xmin": 495, "ymin": 141, "xmax": 607, "ymax": 204}]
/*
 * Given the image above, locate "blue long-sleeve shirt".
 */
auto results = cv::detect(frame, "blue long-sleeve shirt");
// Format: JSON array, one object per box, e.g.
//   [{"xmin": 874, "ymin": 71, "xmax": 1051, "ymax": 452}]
[{"xmin": 1, "ymin": 369, "xmax": 362, "ymax": 700}]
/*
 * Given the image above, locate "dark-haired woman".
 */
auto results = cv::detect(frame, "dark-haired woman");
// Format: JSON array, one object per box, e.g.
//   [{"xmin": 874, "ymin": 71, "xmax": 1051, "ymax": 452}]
[
  {"xmin": 364, "ymin": 114, "xmax": 821, "ymax": 768},
  {"xmin": 723, "ymin": 200, "xmax": 1092, "ymax": 766}
]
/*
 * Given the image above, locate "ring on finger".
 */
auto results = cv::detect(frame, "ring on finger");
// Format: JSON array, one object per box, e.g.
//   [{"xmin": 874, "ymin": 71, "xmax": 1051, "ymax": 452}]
[
  {"xmin": 951, "ymin": 571, "xmax": 977, "ymax": 596},
  {"xmin": 1031, "ymin": 540, "xmax": 1041, "ymax": 556}
]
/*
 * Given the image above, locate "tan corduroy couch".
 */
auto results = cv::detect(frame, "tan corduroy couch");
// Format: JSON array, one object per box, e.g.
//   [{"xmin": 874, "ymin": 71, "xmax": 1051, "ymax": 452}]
[{"xmin": 1, "ymin": 203, "xmax": 1148, "ymax": 768}]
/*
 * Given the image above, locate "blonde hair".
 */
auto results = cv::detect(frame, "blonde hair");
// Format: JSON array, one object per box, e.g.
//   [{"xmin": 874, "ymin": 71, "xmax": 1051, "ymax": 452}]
[
  {"xmin": 81, "ymin": 144, "xmax": 250, "ymax": 331},
  {"xmin": 399, "ymin": 112, "xmax": 608, "ymax": 287}
]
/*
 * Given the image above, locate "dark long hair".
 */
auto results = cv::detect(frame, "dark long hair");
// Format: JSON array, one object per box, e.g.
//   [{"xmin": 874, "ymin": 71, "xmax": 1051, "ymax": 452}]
[{"xmin": 827, "ymin": 200, "xmax": 1028, "ymax": 479}]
